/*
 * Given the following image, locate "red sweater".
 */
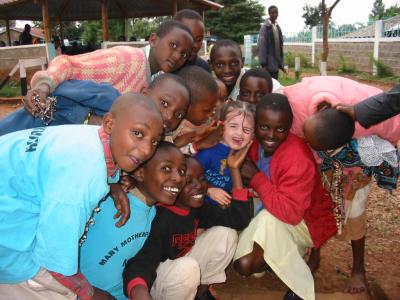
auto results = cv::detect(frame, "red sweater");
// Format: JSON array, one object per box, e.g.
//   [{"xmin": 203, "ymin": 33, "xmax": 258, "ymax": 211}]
[{"xmin": 248, "ymin": 133, "xmax": 337, "ymax": 248}]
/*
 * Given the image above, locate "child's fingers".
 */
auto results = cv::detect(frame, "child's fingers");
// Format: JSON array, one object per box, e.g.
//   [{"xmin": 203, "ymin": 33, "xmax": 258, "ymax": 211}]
[{"xmin": 114, "ymin": 195, "xmax": 131, "ymax": 227}]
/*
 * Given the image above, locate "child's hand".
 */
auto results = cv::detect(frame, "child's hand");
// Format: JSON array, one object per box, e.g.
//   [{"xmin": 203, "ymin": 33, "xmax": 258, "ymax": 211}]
[
  {"xmin": 207, "ymin": 187, "xmax": 232, "ymax": 205},
  {"xmin": 92, "ymin": 286, "xmax": 116, "ymax": 300},
  {"xmin": 195, "ymin": 126, "xmax": 223, "ymax": 151},
  {"xmin": 227, "ymin": 141, "xmax": 253, "ymax": 169},
  {"xmin": 240, "ymin": 158, "xmax": 259, "ymax": 184},
  {"xmin": 120, "ymin": 173, "xmax": 135, "ymax": 192},
  {"xmin": 109, "ymin": 183, "xmax": 130, "ymax": 227},
  {"xmin": 23, "ymin": 83, "xmax": 50, "ymax": 117},
  {"xmin": 335, "ymin": 104, "xmax": 356, "ymax": 121}
]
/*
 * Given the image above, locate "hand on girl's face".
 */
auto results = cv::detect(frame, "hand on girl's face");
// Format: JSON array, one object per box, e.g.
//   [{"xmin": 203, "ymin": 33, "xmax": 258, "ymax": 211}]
[{"xmin": 227, "ymin": 141, "xmax": 253, "ymax": 170}]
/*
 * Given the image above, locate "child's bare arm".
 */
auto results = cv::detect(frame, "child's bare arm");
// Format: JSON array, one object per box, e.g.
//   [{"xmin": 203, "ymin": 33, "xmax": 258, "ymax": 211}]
[
  {"xmin": 129, "ymin": 285, "xmax": 152, "ymax": 300},
  {"xmin": 109, "ymin": 183, "xmax": 130, "ymax": 227},
  {"xmin": 49, "ymin": 271, "xmax": 115, "ymax": 300},
  {"xmin": 227, "ymin": 142, "xmax": 253, "ymax": 189}
]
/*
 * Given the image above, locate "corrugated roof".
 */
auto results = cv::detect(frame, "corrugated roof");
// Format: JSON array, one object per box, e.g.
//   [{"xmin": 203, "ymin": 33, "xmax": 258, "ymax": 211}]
[
  {"xmin": 0, "ymin": 0, "xmax": 222, "ymax": 21},
  {"xmin": 343, "ymin": 15, "xmax": 400, "ymax": 38}
]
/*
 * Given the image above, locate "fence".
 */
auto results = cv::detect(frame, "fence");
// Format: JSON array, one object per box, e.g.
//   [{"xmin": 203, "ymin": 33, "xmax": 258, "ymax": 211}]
[{"xmin": 244, "ymin": 16, "xmax": 400, "ymax": 76}]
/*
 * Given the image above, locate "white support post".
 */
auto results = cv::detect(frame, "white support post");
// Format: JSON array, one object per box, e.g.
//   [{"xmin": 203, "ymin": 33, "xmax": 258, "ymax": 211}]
[
  {"xmin": 311, "ymin": 27, "xmax": 317, "ymax": 67},
  {"xmin": 373, "ymin": 20, "xmax": 383, "ymax": 75}
]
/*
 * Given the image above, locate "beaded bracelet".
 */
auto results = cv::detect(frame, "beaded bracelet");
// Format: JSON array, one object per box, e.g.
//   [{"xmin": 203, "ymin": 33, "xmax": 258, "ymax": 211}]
[{"xmin": 31, "ymin": 92, "xmax": 57, "ymax": 125}]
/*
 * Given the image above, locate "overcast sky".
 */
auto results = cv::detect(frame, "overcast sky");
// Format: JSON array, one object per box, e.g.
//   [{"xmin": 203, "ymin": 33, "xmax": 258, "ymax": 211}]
[{"xmin": 257, "ymin": 0, "xmax": 400, "ymax": 33}]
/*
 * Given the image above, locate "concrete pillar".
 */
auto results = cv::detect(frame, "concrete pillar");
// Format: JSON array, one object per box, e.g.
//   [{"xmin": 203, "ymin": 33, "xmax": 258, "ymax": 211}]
[
  {"xmin": 311, "ymin": 27, "xmax": 317, "ymax": 67},
  {"xmin": 373, "ymin": 20, "xmax": 383, "ymax": 75}
]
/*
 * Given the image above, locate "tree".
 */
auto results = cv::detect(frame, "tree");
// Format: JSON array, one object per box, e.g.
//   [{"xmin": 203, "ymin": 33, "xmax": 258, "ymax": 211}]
[
  {"xmin": 33, "ymin": 21, "xmax": 84, "ymax": 41},
  {"xmin": 131, "ymin": 17, "xmax": 170, "ymax": 41},
  {"xmin": 302, "ymin": 0, "xmax": 341, "ymax": 75},
  {"xmin": 205, "ymin": 0, "xmax": 264, "ymax": 43},
  {"xmin": 369, "ymin": 2, "xmax": 400, "ymax": 21},
  {"xmin": 370, "ymin": 0, "xmax": 385, "ymax": 20}
]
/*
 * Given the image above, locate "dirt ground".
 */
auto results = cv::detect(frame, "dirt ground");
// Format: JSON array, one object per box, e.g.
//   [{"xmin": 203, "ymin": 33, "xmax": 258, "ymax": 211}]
[
  {"xmin": 214, "ymin": 182, "xmax": 400, "ymax": 300},
  {"xmin": 0, "ymin": 79, "xmax": 398, "ymax": 300}
]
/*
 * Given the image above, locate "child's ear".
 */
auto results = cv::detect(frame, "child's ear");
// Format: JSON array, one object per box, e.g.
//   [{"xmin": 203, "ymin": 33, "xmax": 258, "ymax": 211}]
[
  {"xmin": 149, "ymin": 33, "xmax": 159, "ymax": 48},
  {"xmin": 132, "ymin": 167, "xmax": 145, "ymax": 183},
  {"xmin": 141, "ymin": 86, "xmax": 148, "ymax": 95},
  {"xmin": 240, "ymin": 57, "xmax": 245, "ymax": 68},
  {"xmin": 102, "ymin": 112, "xmax": 114, "ymax": 134}
]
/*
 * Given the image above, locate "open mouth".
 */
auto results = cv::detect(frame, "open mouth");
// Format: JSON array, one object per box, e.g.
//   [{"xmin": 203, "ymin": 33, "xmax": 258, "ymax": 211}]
[
  {"xmin": 163, "ymin": 186, "xmax": 180, "ymax": 195},
  {"xmin": 232, "ymin": 137, "xmax": 244, "ymax": 146},
  {"xmin": 263, "ymin": 140, "xmax": 277, "ymax": 148},
  {"xmin": 222, "ymin": 75, "xmax": 235, "ymax": 83}
]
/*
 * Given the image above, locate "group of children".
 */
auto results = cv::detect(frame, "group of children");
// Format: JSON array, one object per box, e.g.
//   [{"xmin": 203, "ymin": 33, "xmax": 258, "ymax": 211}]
[{"xmin": 0, "ymin": 8, "xmax": 399, "ymax": 300}]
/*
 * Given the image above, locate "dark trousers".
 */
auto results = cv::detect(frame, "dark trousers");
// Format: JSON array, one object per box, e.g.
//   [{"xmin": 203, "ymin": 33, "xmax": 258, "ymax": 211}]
[{"xmin": 269, "ymin": 70, "xmax": 279, "ymax": 80}]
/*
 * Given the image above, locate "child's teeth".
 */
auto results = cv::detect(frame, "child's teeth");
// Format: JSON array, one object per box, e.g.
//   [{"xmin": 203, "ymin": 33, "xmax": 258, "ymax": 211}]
[
  {"xmin": 164, "ymin": 187, "xmax": 179, "ymax": 193},
  {"xmin": 193, "ymin": 194, "xmax": 202, "ymax": 199}
]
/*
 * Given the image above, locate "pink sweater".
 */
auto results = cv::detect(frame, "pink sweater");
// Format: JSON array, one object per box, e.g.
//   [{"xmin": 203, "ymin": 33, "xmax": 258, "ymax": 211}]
[
  {"xmin": 31, "ymin": 46, "xmax": 148, "ymax": 94},
  {"xmin": 284, "ymin": 76, "xmax": 400, "ymax": 144}
]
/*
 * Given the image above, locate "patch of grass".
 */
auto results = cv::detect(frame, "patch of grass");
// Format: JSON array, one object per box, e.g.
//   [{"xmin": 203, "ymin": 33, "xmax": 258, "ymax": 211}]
[
  {"xmin": 0, "ymin": 80, "xmax": 21, "ymax": 97},
  {"xmin": 279, "ymin": 73, "xmax": 298, "ymax": 86},
  {"xmin": 337, "ymin": 53, "xmax": 356, "ymax": 74},
  {"xmin": 370, "ymin": 56, "xmax": 394, "ymax": 77}
]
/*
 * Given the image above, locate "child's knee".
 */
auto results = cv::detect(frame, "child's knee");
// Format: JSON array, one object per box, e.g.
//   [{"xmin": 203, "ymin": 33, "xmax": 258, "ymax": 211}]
[
  {"xmin": 174, "ymin": 257, "xmax": 201, "ymax": 289},
  {"xmin": 233, "ymin": 256, "xmax": 253, "ymax": 277}
]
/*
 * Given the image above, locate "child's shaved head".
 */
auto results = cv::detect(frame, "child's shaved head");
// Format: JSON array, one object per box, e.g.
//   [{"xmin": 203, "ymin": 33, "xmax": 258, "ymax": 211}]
[
  {"xmin": 177, "ymin": 66, "xmax": 218, "ymax": 104},
  {"xmin": 303, "ymin": 108, "xmax": 355, "ymax": 151},
  {"xmin": 104, "ymin": 93, "xmax": 164, "ymax": 172},
  {"xmin": 177, "ymin": 66, "xmax": 219, "ymax": 125},
  {"xmin": 109, "ymin": 92, "xmax": 161, "ymax": 120}
]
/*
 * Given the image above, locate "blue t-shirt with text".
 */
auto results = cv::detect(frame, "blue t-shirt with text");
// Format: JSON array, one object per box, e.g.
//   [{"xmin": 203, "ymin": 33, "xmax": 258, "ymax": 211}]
[{"xmin": 0, "ymin": 125, "xmax": 109, "ymax": 283}]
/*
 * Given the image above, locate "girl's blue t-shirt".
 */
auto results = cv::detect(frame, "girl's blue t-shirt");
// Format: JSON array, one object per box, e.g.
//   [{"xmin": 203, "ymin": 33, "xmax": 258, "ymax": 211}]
[
  {"xmin": 197, "ymin": 143, "xmax": 232, "ymax": 205},
  {"xmin": 0, "ymin": 125, "xmax": 109, "ymax": 283},
  {"xmin": 80, "ymin": 193, "xmax": 156, "ymax": 300}
]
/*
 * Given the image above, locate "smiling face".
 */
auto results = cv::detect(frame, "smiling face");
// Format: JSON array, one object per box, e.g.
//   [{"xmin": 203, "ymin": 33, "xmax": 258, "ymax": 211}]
[
  {"xmin": 150, "ymin": 27, "xmax": 193, "ymax": 73},
  {"xmin": 269, "ymin": 7, "xmax": 278, "ymax": 23},
  {"xmin": 103, "ymin": 95, "xmax": 164, "ymax": 173},
  {"xmin": 238, "ymin": 76, "xmax": 271, "ymax": 104},
  {"xmin": 210, "ymin": 46, "xmax": 243, "ymax": 90},
  {"xmin": 222, "ymin": 110, "xmax": 254, "ymax": 150},
  {"xmin": 137, "ymin": 145, "xmax": 187, "ymax": 206},
  {"xmin": 175, "ymin": 157, "xmax": 208, "ymax": 210},
  {"xmin": 180, "ymin": 18, "xmax": 205, "ymax": 60},
  {"xmin": 256, "ymin": 108, "xmax": 291, "ymax": 156},
  {"xmin": 146, "ymin": 79, "xmax": 190, "ymax": 133},
  {"xmin": 186, "ymin": 89, "xmax": 218, "ymax": 126}
]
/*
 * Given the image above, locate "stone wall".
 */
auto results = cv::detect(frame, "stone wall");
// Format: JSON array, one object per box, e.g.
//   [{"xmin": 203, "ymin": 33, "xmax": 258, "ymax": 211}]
[
  {"xmin": 248, "ymin": 40, "xmax": 400, "ymax": 75},
  {"xmin": 285, "ymin": 44, "xmax": 312, "ymax": 63},
  {"xmin": 315, "ymin": 42, "xmax": 374, "ymax": 73},
  {"xmin": 379, "ymin": 41, "xmax": 400, "ymax": 75}
]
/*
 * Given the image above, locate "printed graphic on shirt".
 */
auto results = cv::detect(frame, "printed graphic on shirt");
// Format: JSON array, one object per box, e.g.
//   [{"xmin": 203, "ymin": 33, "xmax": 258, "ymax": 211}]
[
  {"xmin": 205, "ymin": 168, "xmax": 230, "ymax": 189},
  {"xmin": 25, "ymin": 127, "xmax": 45, "ymax": 152},
  {"xmin": 171, "ymin": 220, "xmax": 199, "ymax": 257},
  {"xmin": 98, "ymin": 231, "xmax": 149, "ymax": 266}
]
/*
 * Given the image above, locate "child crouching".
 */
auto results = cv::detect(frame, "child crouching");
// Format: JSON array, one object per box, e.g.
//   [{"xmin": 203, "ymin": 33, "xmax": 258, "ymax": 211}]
[{"xmin": 123, "ymin": 153, "xmax": 252, "ymax": 300}]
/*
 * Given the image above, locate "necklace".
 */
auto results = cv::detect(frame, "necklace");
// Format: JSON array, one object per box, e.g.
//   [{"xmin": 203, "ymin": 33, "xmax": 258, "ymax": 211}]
[
  {"xmin": 321, "ymin": 159, "xmax": 345, "ymax": 234},
  {"xmin": 79, "ymin": 193, "xmax": 109, "ymax": 246}
]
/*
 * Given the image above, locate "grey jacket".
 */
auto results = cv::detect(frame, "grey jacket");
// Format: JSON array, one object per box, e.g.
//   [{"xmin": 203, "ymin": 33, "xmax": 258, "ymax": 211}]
[
  {"xmin": 257, "ymin": 19, "xmax": 284, "ymax": 72},
  {"xmin": 355, "ymin": 84, "xmax": 400, "ymax": 128}
]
